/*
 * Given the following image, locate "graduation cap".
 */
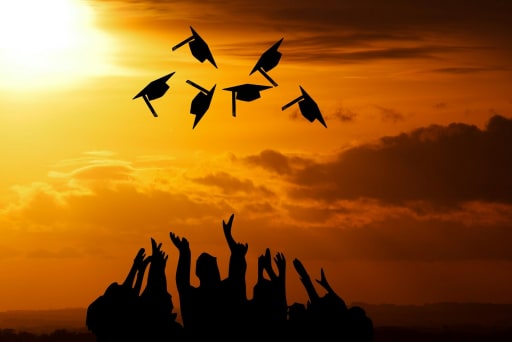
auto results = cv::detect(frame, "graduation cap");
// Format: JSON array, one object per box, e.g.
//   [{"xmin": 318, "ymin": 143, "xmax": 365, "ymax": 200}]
[
  {"xmin": 172, "ymin": 26, "xmax": 217, "ymax": 68},
  {"xmin": 186, "ymin": 80, "xmax": 216, "ymax": 129},
  {"xmin": 133, "ymin": 72, "xmax": 175, "ymax": 117},
  {"xmin": 250, "ymin": 38, "xmax": 283, "ymax": 87},
  {"xmin": 223, "ymin": 83, "xmax": 272, "ymax": 117},
  {"xmin": 282, "ymin": 86, "xmax": 327, "ymax": 127}
]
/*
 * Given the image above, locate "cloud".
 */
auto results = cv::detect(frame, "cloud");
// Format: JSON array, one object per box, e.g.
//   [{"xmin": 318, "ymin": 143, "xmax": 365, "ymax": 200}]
[
  {"xmin": 97, "ymin": 0, "xmax": 512, "ymax": 68},
  {"xmin": 50, "ymin": 164, "xmax": 135, "ymax": 181},
  {"xmin": 2, "ymin": 116, "xmax": 512, "ymax": 264},
  {"xmin": 329, "ymin": 107, "xmax": 357, "ymax": 122},
  {"xmin": 240, "ymin": 149, "xmax": 313, "ymax": 175},
  {"xmin": 433, "ymin": 102, "xmax": 447, "ymax": 109},
  {"xmin": 191, "ymin": 171, "xmax": 275, "ymax": 196},
  {"xmin": 430, "ymin": 67, "xmax": 509, "ymax": 74},
  {"xmin": 242, "ymin": 115, "xmax": 512, "ymax": 206},
  {"xmin": 375, "ymin": 105, "xmax": 405, "ymax": 122}
]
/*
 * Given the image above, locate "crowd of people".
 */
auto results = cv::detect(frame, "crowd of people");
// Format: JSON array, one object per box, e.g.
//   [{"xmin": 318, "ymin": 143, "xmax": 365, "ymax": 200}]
[{"xmin": 86, "ymin": 214, "xmax": 373, "ymax": 341}]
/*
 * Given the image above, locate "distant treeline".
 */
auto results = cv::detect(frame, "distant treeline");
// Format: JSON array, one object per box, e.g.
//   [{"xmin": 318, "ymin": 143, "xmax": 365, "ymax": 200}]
[
  {"xmin": 0, "ymin": 329, "xmax": 94, "ymax": 342},
  {"xmin": 2, "ymin": 327, "xmax": 512, "ymax": 342}
]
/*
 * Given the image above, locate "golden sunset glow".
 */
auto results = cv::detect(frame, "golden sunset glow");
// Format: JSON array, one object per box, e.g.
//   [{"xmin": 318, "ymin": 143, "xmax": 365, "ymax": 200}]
[
  {"xmin": 0, "ymin": 0, "xmax": 115, "ymax": 89},
  {"xmin": 0, "ymin": 0, "xmax": 511, "ymax": 321}
]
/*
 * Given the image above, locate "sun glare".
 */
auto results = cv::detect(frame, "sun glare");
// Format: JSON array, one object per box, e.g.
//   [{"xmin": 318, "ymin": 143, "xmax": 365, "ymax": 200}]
[{"xmin": 0, "ymin": 0, "xmax": 115, "ymax": 89}]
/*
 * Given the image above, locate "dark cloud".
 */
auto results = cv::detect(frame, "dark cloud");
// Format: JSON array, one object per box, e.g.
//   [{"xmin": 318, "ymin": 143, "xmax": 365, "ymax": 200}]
[
  {"xmin": 292, "ymin": 114, "xmax": 512, "ymax": 205},
  {"xmin": 434, "ymin": 102, "xmax": 447, "ymax": 110},
  {"xmin": 375, "ymin": 105, "xmax": 405, "ymax": 122},
  {"xmin": 192, "ymin": 171, "xmax": 276, "ymax": 196},
  {"xmin": 241, "ymin": 149, "xmax": 313, "ymax": 175},
  {"xmin": 430, "ymin": 67, "xmax": 509, "ymax": 74},
  {"xmin": 100, "ymin": 0, "xmax": 512, "ymax": 65},
  {"xmin": 220, "ymin": 42, "xmax": 469, "ymax": 64},
  {"xmin": 330, "ymin": 108, "xmax": 357, "ymax": 122},
  {"xmin": 244, "ymin": 115, "xmax": 512, "ymax": 206}
]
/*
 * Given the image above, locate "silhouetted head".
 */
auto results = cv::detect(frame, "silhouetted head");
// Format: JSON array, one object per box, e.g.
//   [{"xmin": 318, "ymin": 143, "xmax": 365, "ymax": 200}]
[
  {"xmin": 196, "ymin": 252, "xmax": 221, "ymax": 287},
  {"xmin": 347, "ymin": 306, "xmax": 374, "ymax": 342}
]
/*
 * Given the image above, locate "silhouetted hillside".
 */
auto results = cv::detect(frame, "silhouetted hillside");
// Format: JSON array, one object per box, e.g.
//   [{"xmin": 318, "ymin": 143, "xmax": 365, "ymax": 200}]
[{"xmin": 0, "ymin": 308, "xmax": 88, "ymax": 334}]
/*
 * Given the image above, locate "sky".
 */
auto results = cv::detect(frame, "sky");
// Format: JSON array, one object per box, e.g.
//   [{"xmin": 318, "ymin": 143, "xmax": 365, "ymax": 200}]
[{"xmin": 0, "ymin": 0, "xmax": 511, "ymax": 312}]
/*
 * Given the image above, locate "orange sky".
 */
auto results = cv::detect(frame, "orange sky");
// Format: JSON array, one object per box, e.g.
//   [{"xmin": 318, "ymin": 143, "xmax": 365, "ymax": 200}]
[{"xmin": 0, "ymin": 0, "xmax": 511, "ymax": 312}]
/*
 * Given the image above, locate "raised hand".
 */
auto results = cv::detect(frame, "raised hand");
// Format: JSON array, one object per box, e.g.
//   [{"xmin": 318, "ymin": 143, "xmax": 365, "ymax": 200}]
[
  {"xmin": 123, "ymin": 247, "xmax": 147, "ymax": 288},
  {"xmin": 169, "ymin": 232, "xmax": 190, "ymax": 253},
  {"xmin": 222, "ymin": 213, "xmax": 236, "ymax": 248},
  {"xmin": 134, "ymin": 254, "xmax": 151, "ymax": 295},
  {"xmin": 315, "ymin": 268, "xmax": 334, "ymax": 293},
  {"xmin": 274, "ymin": 252, "xmax": 286, "ymax": 278},
  {"xmin": 151, "ymin": 238, "xmax": 168, "ymax": 267},
  {"xmin": 137, "ymin": 253, "xmax": 151, "ymax": 272},
  {"xmin": 222, "ymin": 213, "xmax": 248, "ymax": 256},
  {"xmin": 293, "ymin": 258, "xmax": 320, "ymax": 302},
  {"xmin": 134, "ymin": 248, "xmax": 146, "ymax": 267},
  {"xmin": 263, "ymin": 248, "xmax": 277, "ymax": 280},
  {"xmin": 293, "ymin": 258, "xmax": 310, "ymax": 280}
]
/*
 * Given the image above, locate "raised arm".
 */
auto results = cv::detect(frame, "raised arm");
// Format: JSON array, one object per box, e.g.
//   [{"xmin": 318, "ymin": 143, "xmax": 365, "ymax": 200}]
[
  {"xmin": 293, "ymin": 258, "xmax": 320, "ymax": 303},
  {"xmin": 223, "ymin": 214, "xmax": 248, "ymax": 301},
  {"xmin": 263, "ymin": 248, "xmax": 277, "ymax": 281},
  {"xmin": 315, "ymin": 268, "xmax": 347, "ymax": 309},
  {"xmin": 274, "ymin": 252, "xmax": 286, "ymax": 284},
  {"xmin": 145, "ymin": 238, "xmax": 168, "ymax": 293},
  {"xmin": 122, "ymin": 248, "xmax": 146, "ymax": 289},
  {"xmin": 223, "ymin": 214, "xmax": 248, "ymax": 276},
  {"xmin": 169, "ymin": 232, "xmax": 191, "ymax": 292},
  {"xmin": 134, "ymin": 253, "xmax": 151, "ymax": 296},
  {"xmin": 273, "ymin": 251, "xmax": 288, "ymax": 321},
  {"xmin": 315, "ymin": 268, "xmax": 336, "ymax": 295}
]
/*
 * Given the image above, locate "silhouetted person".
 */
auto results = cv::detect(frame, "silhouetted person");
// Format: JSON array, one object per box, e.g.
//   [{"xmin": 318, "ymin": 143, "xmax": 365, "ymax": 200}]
[
  {"xmin": 169, "ymin": 213, "xmax": 248, "ymax": 341},
  {"xmin": 86, "ymin": 248, "xmax": 149, "ymax": 341},
  {"xmin": 292, "ymin": 258, "xmax": 350, "ymax": 340},
  {"xmin": 138, "ymin": 238, "xmax": 184, "ymax": 342},
  {"xmin": 248, "ymin": 248, "xmax": 287, "ymax": 339}
]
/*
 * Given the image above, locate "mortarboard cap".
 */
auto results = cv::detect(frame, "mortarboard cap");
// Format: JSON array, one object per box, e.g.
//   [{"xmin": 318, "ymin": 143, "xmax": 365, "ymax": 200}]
[
  {"xmin": 223, "ymin": 83, "xmax": 272, "ymax": 117},
  {"xmin": 186, "ymin": 80, "xmax": 216, "ymax": 129},
  {"xmin": 133, "ymin": 72, "xmax": 175, "ymax": 117},
  {"xmin": 172, "ymin": 26, "xmax": 217, "ymax": 68},
  {"xmin": 250, "ymin": 38, "xmax": 283, "ymax": 87},
  {"xmin": 282, "ymin": 86, "xmax": 327, "ymax": 127}
]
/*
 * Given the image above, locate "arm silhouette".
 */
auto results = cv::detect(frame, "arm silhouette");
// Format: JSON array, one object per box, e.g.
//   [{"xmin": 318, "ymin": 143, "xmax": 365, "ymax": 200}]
[
  {"xmin": 169, "ymin": 232, "xmax": 191, "ymax": 292},
  {"xmin": 263, "ymin": 248, "xmax": 277, "ymax": 281},
  {"xmin": 134, "ymin": 253, "xmax": 151, "ymax": 296},
  {"xmin": 293, "ymin": 258, "xmax": 320, "ymax": 303},
  {"xmin": 146, "ymin": 238, "xmax": 168, "ymax": 293},
  {"xmin": 315, "ymin": 268, "xmax": 338, "ymax": 297},
  {"xmin": 223, "ymin": 213, "xmax": 248, "ymax": 301},
  {"xmin": 123, "ymin": 248, "xmax": 146, "ymax": 289},
  {"xmin": 273, "ymin": 251, "xmax": 288, "ymax": 322}
]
